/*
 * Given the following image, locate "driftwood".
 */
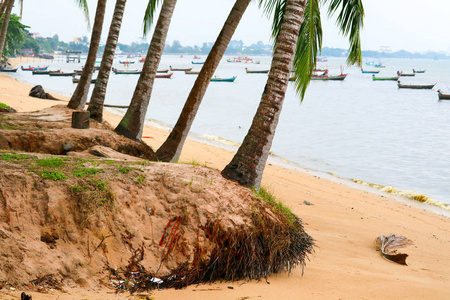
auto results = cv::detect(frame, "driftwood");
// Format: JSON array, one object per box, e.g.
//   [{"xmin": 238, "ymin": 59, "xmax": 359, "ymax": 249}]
[
  {"xmin": 85, "ymin": 102, "xmax": 129, "ymax": 109},
  {"xmin": 376, "ymin": 234, "xmax": 413, "ymax": 265},
  {"xmin": 29, "ymin": 85, "xmax": 60, "ymax": 100}
]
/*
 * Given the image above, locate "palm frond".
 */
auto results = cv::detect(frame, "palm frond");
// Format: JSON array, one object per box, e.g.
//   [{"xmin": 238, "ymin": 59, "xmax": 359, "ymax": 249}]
[
  {"xmin": 259, "ymin": 0, "xmax": 286, "ymax": 44},
  {"xmin": 291, "ymin": 0, "xmax": 322, "ymax": 100},
  {"xmin": 142, "ymin": 0, "xmax": 162, "ymax": 37},
  {"xmin": 325, "ymin": 0, "xmax": 364, "ymax": 66},
  {"xmin": 74, "ymin": 0, "xmax": 90, "ymax": 28}
]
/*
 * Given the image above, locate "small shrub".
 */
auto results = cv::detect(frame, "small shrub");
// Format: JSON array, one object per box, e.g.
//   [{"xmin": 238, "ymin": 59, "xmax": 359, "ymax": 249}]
[
  {"xmin": 119, "ymin": 167, "xmax": 132, "ymax": 174},
  {"xmin": 136, "ymin": 175, "xmax": 145, "ymax": 184},
  {"xmin": 0, "ymin": 102, "xmax": 11, "ymax": 109},
  {"xmin": 36, "ymin": 157, "xmax": 65, "ymax": 168},
  {"xmin": 72, "ymin": 167, "xmax": 104, "ymax": 177},
  {"xmin": 41, "ymin": 170, "xmax": 67, "ymax": 181},
  {"xmin": 0, "ymin": 153, "xmax": 28, "ymax": 161}
]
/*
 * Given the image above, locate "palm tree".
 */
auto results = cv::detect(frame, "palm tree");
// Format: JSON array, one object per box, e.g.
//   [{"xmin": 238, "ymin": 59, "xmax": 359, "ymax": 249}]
[
  {"xmin": 87, "ymin": 0, "xmax": 126, "ymax": 121},
  {"xmin": 0, "ymin": 0, "xmax": 14, "ymax": 61},
  {"xmin": 1, "ymin": 0, "xmax": 87, "ymax": 62},
  {"xmin": 68, "ymin": 0, "xmax": 107, "ymax": 110},
  {"xmin": 155, "ymin": 0, "xmax": 252, "ymax": 162},
  {"xmin": 221, "ymin": 0, "xmax": 364, "ymax": 190},
  {"xmin": 114, "ymin": 0, "xmax": 178, "ymax": 140}
]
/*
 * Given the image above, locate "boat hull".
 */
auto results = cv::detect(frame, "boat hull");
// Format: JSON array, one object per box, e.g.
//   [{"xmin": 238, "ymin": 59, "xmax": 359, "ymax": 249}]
[
  {"xmin": 245, "ymin": 68, "xmax": 269, "ymax": 74},
  {"xmin": 372, "ymin": 76, "xmax": 399, "ymax": 81},
  {"xmin": 311, "ymin": 74, "xmax": 347, "ymax": 81},
  {"xmin": 211, "ymin": 76, "xmax": 237, "ymax": 82},
  {"xmin": 397, "ymin": 83, "xmax": 436, "ymax": 89},
  {"xmin": 155, "ymin": 72, "xmax": 173, "ymax": 79},
  {"xmin": 0, "ymin": 68, "xmax": 18, "ymax": 72}
]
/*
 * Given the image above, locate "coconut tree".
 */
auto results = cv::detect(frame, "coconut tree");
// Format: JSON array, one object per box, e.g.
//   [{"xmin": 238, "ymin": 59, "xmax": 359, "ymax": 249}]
[
  {"xmin": 87, "ymin": 0, "xmax": 126, "ymax": 121},
  {"xmin": 155, "ymin": 0, "xmax": 252, "ymax": 161},
  {"xmin": 221, "ymin": 0, "xmax": 364, "ymax": 189},
  {"xmin": 114, "ymin": 0, "xmax": 178, "ymax": 139},
  {"xmin": 68, "ymin": 0, "xmax": 107, "ymax": 110},
  {"xmin": 0, "ymin": 0, "xmax": 14, "ymax": 61}
]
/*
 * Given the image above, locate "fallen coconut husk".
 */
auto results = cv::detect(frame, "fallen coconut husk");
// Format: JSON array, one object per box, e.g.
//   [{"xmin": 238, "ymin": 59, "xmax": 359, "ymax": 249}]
[{"xmin": 376, "ymin": 234, "xmax": 413, "ymax": 265}]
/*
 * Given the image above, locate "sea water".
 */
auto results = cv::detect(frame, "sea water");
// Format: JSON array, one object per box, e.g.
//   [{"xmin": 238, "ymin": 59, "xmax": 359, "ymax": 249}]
[{"xmin": 7, "ymin": 55, "xmax": 450, "ymax": 212}]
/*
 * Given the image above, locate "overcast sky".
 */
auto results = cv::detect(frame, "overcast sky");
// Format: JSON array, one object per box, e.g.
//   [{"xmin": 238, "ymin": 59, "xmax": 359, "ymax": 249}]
[{"xmin": 12, "ymin": 0, "xmax": 450, "ymax": 53}]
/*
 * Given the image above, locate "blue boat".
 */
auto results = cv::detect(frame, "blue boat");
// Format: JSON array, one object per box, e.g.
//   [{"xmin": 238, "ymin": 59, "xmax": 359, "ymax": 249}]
[
  {"xmin": 191, "ymin": 61, "xmax": 205, "ymax": 65},
  {"xmin": 211, "ymin": 76, "xmax": 237, "ymax": 82},
  {"xmin": 361, "ymin": 68, "xmax": 380, "ymax": 74}
]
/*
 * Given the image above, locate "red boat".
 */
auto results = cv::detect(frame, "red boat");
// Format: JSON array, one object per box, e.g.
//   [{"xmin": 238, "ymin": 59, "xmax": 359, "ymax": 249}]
[
  {"xmin": 155, "ymin": 72, "xmax": 173, "ymax": 79},
  {"xmin": 21, "ymin": 65, "xmax": 49, "ymax": 71}
]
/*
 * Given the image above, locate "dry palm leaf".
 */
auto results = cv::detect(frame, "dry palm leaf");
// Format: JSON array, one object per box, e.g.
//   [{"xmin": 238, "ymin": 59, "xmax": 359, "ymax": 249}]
[{"xmin": 376, "ymin": 234, "xmax": 413, "ymax": 265}]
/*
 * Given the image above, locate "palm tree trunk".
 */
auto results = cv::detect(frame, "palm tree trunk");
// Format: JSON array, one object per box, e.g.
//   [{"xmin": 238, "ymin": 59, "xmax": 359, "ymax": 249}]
[
  {"xmin": 221, "ymin": 0, "xmax": 306, "ymax": 190},
  {"xmin": 87, "ymin": 0, "xmax": 126, "ymax": 122},
  {"xmin": 114, "ymin": 0, "xmax": 177, "ymax": 140},
  {"xmin": 68, "ymin": 0, "xmax": 107, "ymax": 110},
  {"xmin": 155, "ymin": 0, "xmax": 251, "ymax": 162},
  {"xmin": 0, "ymin": 0, "xmax": 14, "ymax": 62}
]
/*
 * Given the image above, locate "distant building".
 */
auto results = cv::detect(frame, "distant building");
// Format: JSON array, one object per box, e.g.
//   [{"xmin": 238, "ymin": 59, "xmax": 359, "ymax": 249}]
[{"xmin": 380, "ymin": 46, "xmax": 391, "ymax": 53}]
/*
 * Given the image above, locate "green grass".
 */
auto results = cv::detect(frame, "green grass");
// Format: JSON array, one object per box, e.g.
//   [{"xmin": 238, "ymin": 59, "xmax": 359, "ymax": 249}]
[
  {"xmin": 0, "ymin": 124, "xmax": 18, "ymax": 130},
  {"xmin": 36, "ymin": 157, "xmax": 65, "ymax": 168},
  {"xmin": 136, "ymin": 175, "xmax": 145, "ymax": 184},
  {"xmin": 118, "ymin": 166, "xmax": 132, "ymax": 174},
  {"xmin": 41, "ymin": 170, "xmax": 67, "ymax": 181},
  {"xmin": 254, "ymin": 186, "xmax": 296, "ymax": 223},
  {"xmin": 72, "ymin": 167, "xmax": 104, "ymax": 177},
  {"xmin": 0, "ymin": 153, "xmax": 29, "ymax": 161},
  {"xmin": 0, "ymin": 102, "xmax": 11, "ymax": 109}
]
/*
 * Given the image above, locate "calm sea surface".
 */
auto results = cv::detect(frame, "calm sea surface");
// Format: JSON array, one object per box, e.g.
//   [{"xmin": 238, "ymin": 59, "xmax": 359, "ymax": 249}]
[{"xmin": 8, "ymin": 55, "xmax": 450, "ymax": 211}]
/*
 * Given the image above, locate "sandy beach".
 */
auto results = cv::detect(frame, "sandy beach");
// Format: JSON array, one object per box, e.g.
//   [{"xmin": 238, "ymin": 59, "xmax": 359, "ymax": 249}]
[{"xmin": 1, "ymin": 57, "xmax": 449, "ymax": 299}]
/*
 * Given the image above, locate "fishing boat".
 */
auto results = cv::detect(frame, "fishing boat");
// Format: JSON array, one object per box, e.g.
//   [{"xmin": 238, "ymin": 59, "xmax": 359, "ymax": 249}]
[
  {"xmin": 372, "ymin": 75, "xmax": 399, "ymax": 81},
  {"xmin": 374, "ymin": 63, "xmax": 385, "ymax": 68},
  {"xmin": 361, "ymin": 68, "xmax": 380, "ymax": 74},
  {"xmin": 245, "ymin": 68, "xmax": 269, "ymax": 74},
  {"xmin": 155, "ymin": 72, "xmax": 173, "ymax": 79},
  {"xmin": 21, "ymin": 65, "xmax": 49, "ymax": 71},
  {"xmin": 157, "ymin": 69, "xmax": 169, "ymax": 73},
  {"xmin": 119, "ymin": 60, "xmax": 135, "ymax": 64},
  {"xmin": 0, "ymin": 67, "xmax": 18, "ymax": 72},
  {"xmin": 437, "ymin": 89, "xmax": 450, "ymax": 100},
  {"xmin": 72, "ymin": 77, "xmax": 96, "ymax": 83},
  {"xmin": 211, "ymin": 76, "xmax": 237, "ymax": 82},
  {"xmin": 311, "ymin": 73, "xmax": 347, "ymax": 81},
  {"xmin": 317, "ymin": 57, "xmax": 328, "ymax": 62},
  {"xmin": 397, "ymin": 81, "xmax": 436, "ymax": 89},
  {"xmin": 112, "ymin": 68, "xmax": 141, "ymax": 74},
  {"xmin": 193, "ymin": 55, "xmax": 201, "ymax": 59},
  {"xmin": 412, "ymin": 69, "xmax": 426, "ymax": 73},
  {"xmin": 227, "ymin": 57, "xmax": 241, "ymax": 63},
  {"xmin": 170, "ymin": 66, "xmax": 192, "ymax": 71},
  {"xmin": 49, "ymin": 71, "xmax": 76, "ymax": 76},
  {"xmin": 32, "ymin": 69, "xmax": 59, "ymax": 75},
  {"xmin": 191, "ymin": 61, "xmax": 204, "ymax": 65},
  {"xmin": 185, "ymin": 70, "xmax": 200, "ymax": 74},
  {"xmin": 365, "ymin": 60, "xmax": 375, "ymax": 66},
  {"xmin": 397, "ymin": 71, "xmax": 415, "ymax": 77}
]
